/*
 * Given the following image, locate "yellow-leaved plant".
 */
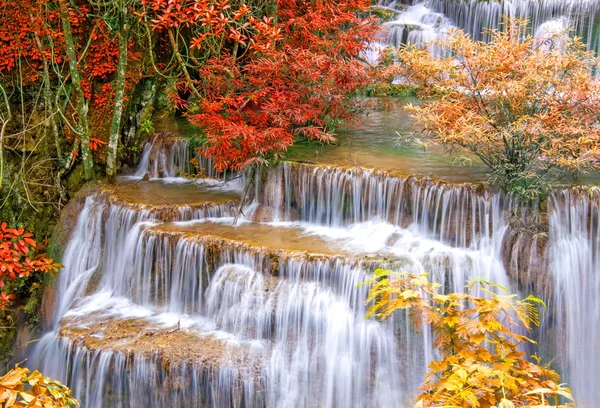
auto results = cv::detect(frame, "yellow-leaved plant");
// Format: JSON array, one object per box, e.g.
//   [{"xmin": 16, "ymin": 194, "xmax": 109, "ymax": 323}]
[
  {"xmin": 0, "ymin": 365, "xmax": 79, "ymax": 407},
  {"xmin": 364, "ymin": 269, "xmax": 573, "ymax": 408}
]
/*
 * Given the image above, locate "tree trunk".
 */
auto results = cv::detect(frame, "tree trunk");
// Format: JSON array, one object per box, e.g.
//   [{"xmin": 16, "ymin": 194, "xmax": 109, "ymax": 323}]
[
  {"xmin": 107, "ymin": 17, "xmax": 129, "ymax": 184},
  {"xmin": 60, "ymin": 0, "xmax": 94, "ymax": 181},
  {"xmin": 168, "ymin": 30, "xmax": 201, "ymax": 99},
  {"xmin": 0, "ymin": 85, "xmax": 11, "ymax": 193},
  {"xmin": 34, "ymin": 33, "xmax": 68, "ymax": 203}
]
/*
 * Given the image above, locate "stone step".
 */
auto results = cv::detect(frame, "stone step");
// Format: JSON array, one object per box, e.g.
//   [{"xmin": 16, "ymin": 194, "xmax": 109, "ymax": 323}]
[
  {"xmin": 96, "ymin": 220, "xmax": 378, "ymax": 314},
  {"xmin": 49, "ymin": 308, "xmax": 267, "ymax": 408},
  {"xmin": 100, "ymin": 179, "xmax": 240, "ymax": 221},
  {"xmin": 149, "ymin": 220, "xmax": 356, "ymax": 259}
]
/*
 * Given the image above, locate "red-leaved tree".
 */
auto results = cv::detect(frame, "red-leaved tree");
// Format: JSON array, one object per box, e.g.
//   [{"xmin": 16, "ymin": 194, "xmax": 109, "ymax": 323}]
[
  {"xmin": 140, "ymin": 0, "xmax": 376, "ymax": 171},
  {"xmin": 192, "ymin": 0, "xmax": 376, "ymax": 170}
]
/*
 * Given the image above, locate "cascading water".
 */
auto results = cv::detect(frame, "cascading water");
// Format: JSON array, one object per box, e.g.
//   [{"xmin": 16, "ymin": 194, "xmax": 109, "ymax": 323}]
[
  {"xmin": 548, "ymin": 188, "xmax": 600, "ymax": 407},
  {"xmin": 134, "ymin": 131, "xmax": 239, "ymax": 181},
  {"xmin": 382, "ymin": 3, "xmax": 453, "ymax": 57},
  {"xmin": 134, "ymin": 133, "xmax": 194, "ymax": 178},
  {"xmin": 30, "ymin": 201, "xmax": 406, "ymax": 406},
  {"xmin": 29, "ymin": 145, "xmax": 528, "ymax": 407},
  {"xmin": 534, "ymin": 16, "xmax": 569, "ymax": 51},
  {"xmin": 375, "ymin": 0, "xmax": 600, "ymax": 57},
  {"xmin": 30, "ymin": 119, "xmax": 600, "ymax": 407},
  {"xmin": 252, "ymin": 162, "xmax": 509, "ymax": 249}
]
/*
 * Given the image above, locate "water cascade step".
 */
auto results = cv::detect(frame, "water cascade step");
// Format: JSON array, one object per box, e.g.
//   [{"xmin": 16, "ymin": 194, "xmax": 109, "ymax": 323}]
[
  {"xmin": 28, "ymin": 132, "xmax": 600, "ymax": 407},
  {"xmin": 100, "ymin": 180, "xmax": 240, "ymax": 221}
]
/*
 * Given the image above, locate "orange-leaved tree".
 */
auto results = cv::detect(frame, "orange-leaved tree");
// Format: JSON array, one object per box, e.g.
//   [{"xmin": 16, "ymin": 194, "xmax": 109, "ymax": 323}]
[
  {"xmin": 0, "ymin": 223, "xmax": 61, "ymax": 309},
  {"xmin": 395, "ymin": 19, "xmax": 600, "ymax": 200},
  {"xmin": 364, "ymin": 270, "xmax": 573, "ymax": 408},
  {"xmin": 0, "ymin": 365, "xmax": 79, "ymax": 407}
]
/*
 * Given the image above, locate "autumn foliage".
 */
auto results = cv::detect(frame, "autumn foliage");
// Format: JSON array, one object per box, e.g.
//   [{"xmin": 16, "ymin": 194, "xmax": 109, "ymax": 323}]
[
  {"xmin": 1, "ymin": 0, "xmax": 377, "ymax": 184},
  {"xmin": 193, "ymin": 0, "xmax": 376, "ymax": 170},
  {"xmin": 395, "ymin": 20, "xmax": 600, "ymax": 199},
  {"xmin": 0, "ymin": 223, "xmax": 61, "ymax": 309},
  {"xmin": 138, "ymin": 0, "xmax": 376, "ymax": 170},
  {"xmin": 365, "ymin": 270, "xmax": 572, "ymax": 408},
  {"xmin": 0, "ymin": 365, "xmax": 78, "ymax": 407}
]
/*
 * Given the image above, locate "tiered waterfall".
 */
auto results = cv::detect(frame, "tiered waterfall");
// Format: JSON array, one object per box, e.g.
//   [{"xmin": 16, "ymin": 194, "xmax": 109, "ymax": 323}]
[{"xmin": 28, "ymin": 133, "xmax": 600, "ymax": 407}]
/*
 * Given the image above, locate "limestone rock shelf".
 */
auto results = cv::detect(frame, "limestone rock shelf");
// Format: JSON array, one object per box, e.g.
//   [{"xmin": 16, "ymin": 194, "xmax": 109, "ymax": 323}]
[
  {"xmin": 102, "ymin": 179, "xmax": 240, "ymax": 208},
  {"xmin": 149, "ymin": 220, "xmax": 354, "ymax": 258},
  {"xmin": 48, "ymin": 310, "xmax": 267, "ymax": 408},
  {"xmin": 58, "ymin": 312, "xmax": 266, "ymax": 372},
  {"xmin": 99, "ymin": 179, "xmax": 240, "ymax": 221}
]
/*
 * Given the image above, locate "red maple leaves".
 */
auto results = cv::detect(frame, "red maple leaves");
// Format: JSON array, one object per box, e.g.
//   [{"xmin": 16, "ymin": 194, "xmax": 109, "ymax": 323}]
[
  {"xmin": 1, "ymin": 0, "xmax": 376, "ymax": 172},
  {"xmin": 142, "ymin": 0, "xmax": 376, "ymax": 171},
  {"xmin": 189, "ymin": 0, "xmax": 376, "ymax": 171},
  {"xmin": 0, "ymin": 223, "xmax": 61, "ymax": 309}
]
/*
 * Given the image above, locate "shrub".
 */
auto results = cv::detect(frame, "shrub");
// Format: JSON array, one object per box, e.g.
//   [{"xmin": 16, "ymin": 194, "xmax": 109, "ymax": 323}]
[
  {"xmin": 0, "ymin": 223, "xmax": 61, "ymax": 309},
  {"xmin": 364, "ymin": 270, "xmax": 573, "ymax": 407},
  {"xmin": 0, "ymin": 365, "xmax": 79, "ymax": 407}
]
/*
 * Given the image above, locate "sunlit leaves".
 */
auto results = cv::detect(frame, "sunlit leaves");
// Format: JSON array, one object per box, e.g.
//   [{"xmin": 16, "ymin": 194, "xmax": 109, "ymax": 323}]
[
  {"xmin": 364, "ymin": 270, "xmax": 572, "ymax": 407},
  {"xmin": 0, "ymin": 365, "xmax": 79, "ymax": 407},
  {"xmin": 395, "ymin": 19, "xmax": 600, "ymax": 200}
]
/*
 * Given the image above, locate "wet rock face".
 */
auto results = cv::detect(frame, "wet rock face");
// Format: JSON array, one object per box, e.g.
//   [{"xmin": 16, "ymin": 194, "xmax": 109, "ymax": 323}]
[
  {"xmin": 59, "ymin": 314, "xmax": 264, "ymax": 371},
  {"xmin": 501, "ymin": 228, "xmax": 550, "ymax": 296}
]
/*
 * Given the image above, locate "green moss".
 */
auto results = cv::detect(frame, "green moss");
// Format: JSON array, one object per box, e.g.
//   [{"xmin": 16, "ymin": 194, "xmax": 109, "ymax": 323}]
[
  {"xmin": 64, "ymin": 164, "xmax": 85, "ymax": 195},
  {"xmin": 0, "ymin": 312, "xmax": 16, "ymax": 367},
  {"xmin": 121, "ymin": 77, "xmax": 159, "ymax": 168},
  {"xmin": 360, "ymin": 84, "xmax": 419, "ymax": 98},
  {"xmin": 369, "ymin": 6, "xmax": 399, "ymax": 23}
]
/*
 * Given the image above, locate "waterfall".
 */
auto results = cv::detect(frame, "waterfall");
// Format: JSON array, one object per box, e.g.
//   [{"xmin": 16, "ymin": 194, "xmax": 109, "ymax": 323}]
[
  {"xmin": 534, "ymin": 16, "xmax": 569, "ymax": 51},
  {"xmin": 549, "ymin": 188, "xmax": 600, "ymax": 407},
  {"xmin": 252, "ymin": 162, "xmax": 508, "ymax": 249},
  {"xmin": 37, "ymin": 134, "xmax": 588, "ymax": 407},
  {"xmin": 134, "ymin": 132, "xmax": 237, "ymax": 180},
  {"xmin": 375, "ymin": 0, "xmax": 600, "ymax": 56},
  {"xmin": 30, "ymin": 194, "xmax": 409, "ymax": 406},
  {"xmin": 134, "ymin": 133, "xmax": 194, "ymax": 178},
  {"xmin": 383, "ymin": 3, "xmax": 453, "ymax": 57}
]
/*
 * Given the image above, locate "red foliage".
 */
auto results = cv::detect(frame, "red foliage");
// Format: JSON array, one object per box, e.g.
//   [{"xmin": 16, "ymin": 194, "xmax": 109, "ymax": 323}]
[
  {"xmin": 189, "ymin": 0, "xmax": 376, "ymax": 170},
  {"xmin": 0, "ymin": 0, "xmax": 138, "ymax": 162},
  {"xmin": 89, "ymin": 137, "xmax": 107, "ymax": 151},
  {"xmin": 0, "ymin": 223, "xmax": 61, "ymax": 309},
  {"xmin": 2, "ymin": 0, "xmax": 375, "ymax": 172},
  {"xmin": 140, "ymin": 0, "xmax": 376, "ymax": 171}
]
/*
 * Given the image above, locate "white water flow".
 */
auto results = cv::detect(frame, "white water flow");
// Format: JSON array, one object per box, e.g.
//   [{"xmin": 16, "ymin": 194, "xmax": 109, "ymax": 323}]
[
  {"xmin": 375, "ymin": 0, "xmax": 600, "ymax": 58},
  {"xmin": 134, "ymin": 132, "xmax": 240, "ymax": 181},
  {"xmin": 28, "ymin": 147, "xmax": 533, "ymax": 407},
  {"xmin": 549, "ymin": 188, "xmax": 600, "ymax": 407},
  {"xmin": 30, "ymin": 199, "xmax": 404, "ymax": 406},
  {"xmin": 252, "ymin": 162, "xmax": 510, "ymax": 248},
  {"xmin": 134, "ymin": 133, "xmax": 194, "ymax": 178},
  {"xmin": 383, "ymin": 3, "xmax": 453, "ymax": 57}
]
